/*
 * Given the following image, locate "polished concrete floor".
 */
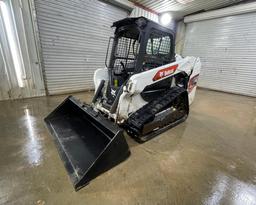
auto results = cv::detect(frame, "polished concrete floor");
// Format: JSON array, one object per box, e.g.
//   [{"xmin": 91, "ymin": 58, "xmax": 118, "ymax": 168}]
[{"xmin": 0, "ymin": 89, "xmax": 255, "ymax": 205}]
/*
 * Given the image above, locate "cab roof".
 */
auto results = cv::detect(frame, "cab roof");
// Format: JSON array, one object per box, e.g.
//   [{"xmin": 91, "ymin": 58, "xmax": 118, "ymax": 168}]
[{"xmin": 112, "ymin": 16, "xmax": 174, "ymax": 36}]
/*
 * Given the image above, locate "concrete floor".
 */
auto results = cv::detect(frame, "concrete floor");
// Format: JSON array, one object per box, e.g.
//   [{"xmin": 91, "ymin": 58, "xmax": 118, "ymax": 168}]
[{"xmin": 0, "ymin": 89, "xmax": 255, "ymax": 205}]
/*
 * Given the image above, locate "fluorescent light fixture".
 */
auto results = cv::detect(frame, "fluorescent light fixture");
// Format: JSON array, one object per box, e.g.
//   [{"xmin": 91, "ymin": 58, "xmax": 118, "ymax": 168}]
[
  {"xmin": 0, "ymin": 1, "xmax": 24, "ymax": 87},
  {"xmin": 176, "ymin": 0, "xmax": 194, "ymax": 4},
  {"xmin": 160, "ymin": 13, "xmax": 172, "ymax": 26}
]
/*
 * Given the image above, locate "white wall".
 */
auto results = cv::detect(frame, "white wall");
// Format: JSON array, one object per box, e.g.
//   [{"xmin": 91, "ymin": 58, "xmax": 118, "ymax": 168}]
[
  {"xmin": 175, "ymin": 21, "xmax": 186, "ymax": 55},
  {"xmin": 180, "ymin": 2, "xmax": 256, "ymax": 96},
  {"xmin": 0, "ymin": 0, "xmax": 45, "ymax": 101},
  {"xmin": 0, "ymin": 40, "xmax": 11, "ymax": 100},
  {"xmin": 34, "ymin": 0, "xmax": 128, "ymax": 94}
]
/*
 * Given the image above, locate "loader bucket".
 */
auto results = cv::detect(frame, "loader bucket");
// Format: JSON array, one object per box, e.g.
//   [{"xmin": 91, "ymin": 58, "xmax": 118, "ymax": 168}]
[{"xmin": 44, "ymin": 96, "xmax": 130, "ymax": 191}]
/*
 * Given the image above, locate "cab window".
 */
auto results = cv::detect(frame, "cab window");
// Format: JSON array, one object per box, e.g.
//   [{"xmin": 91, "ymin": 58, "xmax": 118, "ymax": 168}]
[{"xmin": 143, "ymin": 30, "xmax": 172, "ymax": 70}]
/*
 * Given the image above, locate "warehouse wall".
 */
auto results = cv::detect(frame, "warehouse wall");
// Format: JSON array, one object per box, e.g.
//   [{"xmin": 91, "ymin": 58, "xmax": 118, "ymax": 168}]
[
  {"xmin": 34, "ymin": 0, "xmax": 128, "ymax": 95},
  {"xmin": 0, "ymin": 41, "xmax": 11, "ymax": 100},
  {"xmin": 175, "ymin": 21, "xmax": 186, "ymax": 55},
  {"xmin": 0, "ymin": 13, "xmax": 12, "ymax": 100},
  {"xmin": 0, "ymin": 0, "xmax": 45, "ymax": 101},
  {"xmin": 179, "ymin": 2, "xmax": 256, "ymax": 97}
]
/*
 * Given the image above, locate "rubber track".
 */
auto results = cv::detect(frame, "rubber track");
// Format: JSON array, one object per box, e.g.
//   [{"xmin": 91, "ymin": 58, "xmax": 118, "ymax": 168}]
[{"xmin": 125, "ymin": 86, "xmax": 187, "ymax": 136}]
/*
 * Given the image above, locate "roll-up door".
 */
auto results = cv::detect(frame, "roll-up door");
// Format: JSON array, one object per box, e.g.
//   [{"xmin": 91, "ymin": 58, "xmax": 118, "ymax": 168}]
[
  {"xmin": 183, "ymin": 11, "xmax": 256, "ymax": 97},
  {"xmin": 34, "ymin": 0, "xmax": 128, "ymax": 94}
]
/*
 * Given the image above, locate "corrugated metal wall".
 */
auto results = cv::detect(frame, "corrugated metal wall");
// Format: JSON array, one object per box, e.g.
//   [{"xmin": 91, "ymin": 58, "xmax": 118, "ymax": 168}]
[
  {"xmin": 130, "ymin": 6, "xmax": 159, "ymax": 23},
  {"xmin": 12, "ymin": 0, "xmax": 46, "ymax": 98},
  {"xmin": 0, "ymin": 0, "xmax": 45, "ymax": 101},
  {"xmin": 34, "ymin": 0, "xmax": 128, "ymax": 95},
  {"xmin": 0, "ymin": 38, "xmax": 11, "ymax": 100},
  {"xmin": 175, "ymin": 21, "xmax": 185, "ymax": 54},
  {"xmin": 0, "ymin": 12, "xmax": 12, "ymax": 100},
  {"xmin": 183, "ymin": 12, "xmax": 256, "ymax": 97}
]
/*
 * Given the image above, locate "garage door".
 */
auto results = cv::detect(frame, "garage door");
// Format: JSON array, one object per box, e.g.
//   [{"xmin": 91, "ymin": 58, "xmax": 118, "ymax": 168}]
[
  {"xmin": 183, "ymin": 12, "xmax": 256, "ymax": 97},
  {"xmin": 35, "ymin": 0, "xmax": 128, "ymax": 94}
]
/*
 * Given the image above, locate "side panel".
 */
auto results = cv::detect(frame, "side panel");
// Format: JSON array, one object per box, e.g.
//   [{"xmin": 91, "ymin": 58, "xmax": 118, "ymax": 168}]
[
  {"xmin": 116, "ymin": 56, "xmax": 201, "ymax": 120},
  {"xmin": 187, "ymin": 58, "xmax": 201, "ymax": 104},
  {"xmin": 126, "ymin": 57, "xmax": 195, "ymax": 94}
]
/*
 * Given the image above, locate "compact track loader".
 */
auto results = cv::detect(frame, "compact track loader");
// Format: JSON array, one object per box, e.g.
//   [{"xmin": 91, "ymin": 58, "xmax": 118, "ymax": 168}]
[{"xmin": 45, "ymin": 17, "xmax": 201, "ymax": 190}]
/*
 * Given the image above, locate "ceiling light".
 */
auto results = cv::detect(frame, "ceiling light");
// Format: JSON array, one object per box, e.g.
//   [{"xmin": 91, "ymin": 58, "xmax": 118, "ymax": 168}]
[{"xmin": 160, "ymin": 13, "xmax": 172, "ymax": 26}]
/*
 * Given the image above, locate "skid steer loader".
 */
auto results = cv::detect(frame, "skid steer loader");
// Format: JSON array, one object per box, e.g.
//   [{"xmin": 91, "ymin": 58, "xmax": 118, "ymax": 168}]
[{"xmin": 45, "ymin": 17, "xmax": 201, "ymax": 190}]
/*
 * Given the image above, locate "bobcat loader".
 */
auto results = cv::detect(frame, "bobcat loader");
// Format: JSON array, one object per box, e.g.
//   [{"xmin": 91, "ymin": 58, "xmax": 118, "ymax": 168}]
[{"xmin": 45, "ymin": 17, "xmax": 201, "ymax": 190}]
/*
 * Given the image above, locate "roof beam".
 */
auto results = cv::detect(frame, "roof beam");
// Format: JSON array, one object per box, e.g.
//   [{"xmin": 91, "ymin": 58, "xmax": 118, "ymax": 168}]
[
  {"xmin": 132, "ymin": 2, "xmax": 159, "ymax": 15},
  {"xmin": 101, "ymin": 0, "xmax": 135, "ymax": 11}
]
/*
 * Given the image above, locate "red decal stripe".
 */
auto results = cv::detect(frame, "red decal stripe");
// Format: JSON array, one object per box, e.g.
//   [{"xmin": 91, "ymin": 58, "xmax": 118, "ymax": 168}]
[
  {"xmin": 188, "ymin": 74, "xmax": 199, "ymax": 93},
  {"xmin": 153, "ymin": 64, "xmax": 178, "ymax": 81}
]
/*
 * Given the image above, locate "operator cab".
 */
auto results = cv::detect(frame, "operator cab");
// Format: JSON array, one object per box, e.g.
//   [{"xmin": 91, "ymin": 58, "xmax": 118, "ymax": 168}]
[
  {"xmin": 104, "ymin": 17, "xmax": 175, "ymax": 106},
  {"xmin": 109, "ymin": 24, "xmax": 140, "ymax": 85}
]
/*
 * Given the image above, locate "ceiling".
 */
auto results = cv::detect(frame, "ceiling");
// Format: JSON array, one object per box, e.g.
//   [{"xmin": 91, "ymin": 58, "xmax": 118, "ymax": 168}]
[{"xmin": 130, "ymin": 0, "xmax": 245, "ymax": 19}]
